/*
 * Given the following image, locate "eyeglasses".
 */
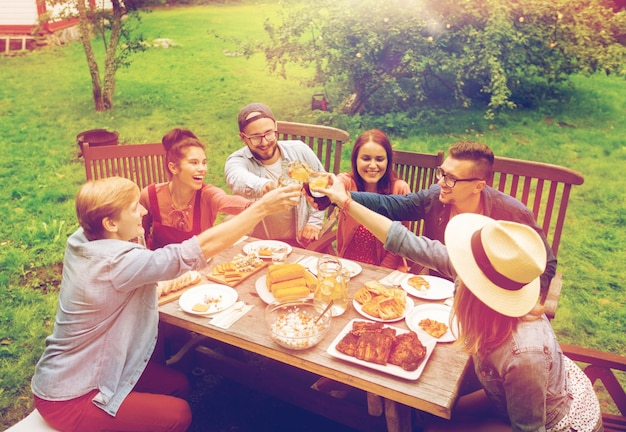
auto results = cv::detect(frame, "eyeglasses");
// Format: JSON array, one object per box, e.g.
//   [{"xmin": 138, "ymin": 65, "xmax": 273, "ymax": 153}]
[
  {"xmin": 435, "ymin": 167, "xmax": 482, "ymax": 188},
  {"xmin": 241, "ymin": 130, "xmax": 278, "ymax": 146}
]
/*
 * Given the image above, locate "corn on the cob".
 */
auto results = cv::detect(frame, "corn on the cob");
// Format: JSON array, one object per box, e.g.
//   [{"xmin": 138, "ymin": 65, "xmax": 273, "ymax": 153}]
[
  {"xmin": 302, "ymin": 270, "xmax": 318, "ymax": 292},
  {"xmin": 267, "ymin": 264, "xmax": 305, "ymax": 284},
  {"xmin": 274, "ymin": 286, "xmax": 310, "ymax": 302},
  {"xmin": 270, "ymin": 277, "xmax": 307, "ymax": 294}
]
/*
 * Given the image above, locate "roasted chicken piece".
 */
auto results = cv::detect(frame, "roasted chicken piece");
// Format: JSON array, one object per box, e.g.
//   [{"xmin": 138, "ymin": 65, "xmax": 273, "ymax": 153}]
[
  {"xmin": 388, "ymin": 332, "xmax": 427, "ymax": 371},
  {"xmin": 335, "ymin": 332, "xmax": 360, "ymax": 357},
  {"xmin": 350, "ymin": 321, "xmax": 384, "ymax": 336},
  {"xmin": 354, "ymin": 330, "xmax": 395, "ymax": 365}
]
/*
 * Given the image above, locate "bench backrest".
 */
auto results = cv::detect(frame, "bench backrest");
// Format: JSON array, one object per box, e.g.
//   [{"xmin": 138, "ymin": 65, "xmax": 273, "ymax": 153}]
[
  {"xmin": 82, "ymin": 142, "xmax": 168, "ymax": 190},
  {"xmin": 276, "ymin": 121, "xmax": 350, "ymax": 174},
  {"xmin": 490, "ymin": 156, "xmax": 584, "ymax": 257},
  {"xmin": 392, "ymin": 149, "xmax": 445, "ymax": 236}
]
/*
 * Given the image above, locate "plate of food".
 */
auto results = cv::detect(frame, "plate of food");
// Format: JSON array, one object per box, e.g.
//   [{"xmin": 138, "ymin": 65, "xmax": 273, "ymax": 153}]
[
  {"xmin": 255, "ymin": 269, "xmax": 315, "ymax": 304},
  {"xmin": 353, "ymin": 297, "xmax": 414, "ymax": 323},
  {"xmin": 405, "ymin": 303, "xmax": 458, "ymax": 343},
  {"xmin": 327, "ymin": 319, "xmax": 436, "ymax": 380},
  {"xmin": 178, "ymin": 284, "xmax": 238, "ymax": 316},
  {"xmin": 400, "ymin": 274, "xmax": 455, "ymax": 300},
  {"xmin": 243, "ymin": 240, "xmax": 292, "ymax": 258},
  {"xmin": 306, "ymin": 258, "xmax": 362, "ymax": 278}
]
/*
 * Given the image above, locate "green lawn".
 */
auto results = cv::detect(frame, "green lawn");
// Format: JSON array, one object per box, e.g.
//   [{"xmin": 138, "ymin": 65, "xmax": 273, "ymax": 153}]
[{"xmin": 0, "ymin": 2, "xmax": 624, "ymax": 427}]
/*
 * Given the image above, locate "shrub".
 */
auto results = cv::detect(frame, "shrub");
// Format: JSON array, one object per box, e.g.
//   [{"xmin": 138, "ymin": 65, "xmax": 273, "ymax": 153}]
[{"xmin": 263, "ymin": 0, "xmax": 626, "ymax": 117}]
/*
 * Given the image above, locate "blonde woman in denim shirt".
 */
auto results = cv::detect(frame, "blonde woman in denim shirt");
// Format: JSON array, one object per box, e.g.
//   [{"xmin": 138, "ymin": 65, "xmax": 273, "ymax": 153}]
[
  {"xmin": 31, "ymin": 177, "xmax": 299, "ymax": 432},
  {"xmin": 320, "ymin": 179, "xmax": 603, "ymax": 432}
]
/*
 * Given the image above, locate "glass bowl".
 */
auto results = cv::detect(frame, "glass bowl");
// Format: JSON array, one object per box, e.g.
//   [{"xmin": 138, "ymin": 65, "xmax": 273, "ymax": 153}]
[{"xmin": 264, "ymin": 298, "xmax": 332, "ymax": 350}]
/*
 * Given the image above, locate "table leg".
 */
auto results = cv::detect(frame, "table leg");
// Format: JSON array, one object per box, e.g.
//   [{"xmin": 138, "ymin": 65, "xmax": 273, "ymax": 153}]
[
  {"xmin": 367, "ymin": 392, "xmax": 384, "ymax": 416},
  {"xmin": 384, "ymin": 399, "xmax": 411, "ymax": 432}
]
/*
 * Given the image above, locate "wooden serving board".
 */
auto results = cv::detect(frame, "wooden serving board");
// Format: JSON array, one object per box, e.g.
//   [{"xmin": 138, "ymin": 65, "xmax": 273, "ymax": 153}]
[
  {"xmin": 204, "ymin": 260, "xmax": 269, "ymax": 287},
  {"xmin": 158, "ymin": 279, "xmax": 206, "ymax": 306}
]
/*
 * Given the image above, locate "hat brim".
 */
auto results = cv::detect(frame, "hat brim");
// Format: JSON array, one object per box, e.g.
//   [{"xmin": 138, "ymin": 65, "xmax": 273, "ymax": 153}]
[{"xmin": 445, "ymin": 213, "xmax": 540, "ymax": 317}]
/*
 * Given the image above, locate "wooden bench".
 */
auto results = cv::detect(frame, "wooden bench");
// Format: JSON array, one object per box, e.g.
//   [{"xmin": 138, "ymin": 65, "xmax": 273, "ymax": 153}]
[
  {"xmin": 561, "ymin": 343, "xmax": 626, "ymax": 431},
  {"xmin": 490, "ymin": 156, "xmax": 584, "ymax": 318},
  {"xmin": 82, "ymin": 142, "xmax": 167, "ymax": 190},
  {"xmin": 5, "ymin": 409, "xmax": 58, "ymax": 431},
  {"xmin": 276, "ymin": 121, "xmax": 350, "ymax": 175}
]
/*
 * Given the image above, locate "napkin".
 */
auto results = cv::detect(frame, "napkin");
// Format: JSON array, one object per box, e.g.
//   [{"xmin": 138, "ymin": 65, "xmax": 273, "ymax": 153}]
[
  {"xmin": 296, "ymin": 255, "xmax": 318, "ymax": 271},
  {"xmin": 379, "ymin": 270, "xmax": 407, "ymax": 287},
  {"xmin": 211, "ymin": 303, "xmax": 254, "ymax": 329}
]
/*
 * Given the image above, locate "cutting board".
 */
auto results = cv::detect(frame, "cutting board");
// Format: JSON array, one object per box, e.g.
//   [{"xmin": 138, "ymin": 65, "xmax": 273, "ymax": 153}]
[{"xmin": 204, "ymin": 260, "xmax": 268, "ymax": 287}]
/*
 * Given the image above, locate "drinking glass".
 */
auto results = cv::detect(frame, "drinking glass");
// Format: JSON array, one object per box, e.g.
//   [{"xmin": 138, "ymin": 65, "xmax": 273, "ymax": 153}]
[{"xmin": 308, "ymin": 172, "xmax": 329, "ymax": 197}]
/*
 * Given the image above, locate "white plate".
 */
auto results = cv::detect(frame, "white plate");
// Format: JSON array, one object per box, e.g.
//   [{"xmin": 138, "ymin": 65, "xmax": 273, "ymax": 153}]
[
  {"xmin": 254, "ymin": 275, "xmax": 313, "ymax": 304},
  {"xmin": 327, "ymin": 319, "xmax": 436, "ymax": 380},
  {"xmin": 400, "ymin": 274, "xmax": 455, "ymax": 300},
  {"xmin": 306, "ymin": 258, "xmax": 362, "ymax": 278},
  {"xmin": 178, "ymin": 284, "xmax": 238, "ymax": 315},
  {"xmin": 405, "ymin": 304, "xmax": 458, "ymax": 343},
  {"xmin": 243, "ymin": 240, "xmax": 293, "ymax": 257},
  {"xmin": 352, "ymin": 297, "xmax": 415, "ymax": 323}
]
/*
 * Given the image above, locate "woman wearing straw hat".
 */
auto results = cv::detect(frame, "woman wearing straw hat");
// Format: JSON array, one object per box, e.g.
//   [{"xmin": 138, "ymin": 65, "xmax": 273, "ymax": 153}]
[{"xmin": 319, "ymin": 177, "xmax": 603, "ymax": 432}]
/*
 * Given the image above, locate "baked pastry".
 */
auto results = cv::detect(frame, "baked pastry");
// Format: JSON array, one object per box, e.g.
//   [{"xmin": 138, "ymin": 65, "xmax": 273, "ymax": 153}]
[
  {"xmin": 258, "ymin": 247, "xmax": 273, "ymax": 257},
  {"xmin": 364, "ymin": 280, "xmax": 389, "ymax": 296},
  {"xmin": 388, "ymin": 331, "xmax": 426, "ymax": 371},
  {"xmin": 378, "ymin": 297, "xmax": 405, "ymax": 321},
  {"xmin": 191, "ymin": 302, "xmax": 210, "ymax": 313},
  {"xmin": 361, "ymin": 296, "xmax": 383, "ymax": 317},
  {"xmin": 419, "ymin": 318, "xmax": 448, "ymax": 338},
  {"xmin": 157, "ymin": 270, "xmax": 201, "ymax": 297},
  {"xmin": 354, "ymin": 286, "xmax": 373, "ymax": 304},
  {"xmin": 407, "ymin": 275, "xmax": 430, "ymax": 291}
]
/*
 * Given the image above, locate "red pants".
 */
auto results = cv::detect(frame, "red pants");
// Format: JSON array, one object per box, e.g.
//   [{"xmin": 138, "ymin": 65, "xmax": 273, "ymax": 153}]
[{"xmin": 34, "ymin": 360, "xmax": 191, "ymax": 432}]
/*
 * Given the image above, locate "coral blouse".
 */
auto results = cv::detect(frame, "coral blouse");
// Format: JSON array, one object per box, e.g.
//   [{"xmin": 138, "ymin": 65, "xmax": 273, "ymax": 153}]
[
  {"xmin": 336, "ymin": 174, "xmax": 410, "ymax": 271},
  {"xmin": 140, "ymin": 182, "xmax": 251, "ymax": 250}
]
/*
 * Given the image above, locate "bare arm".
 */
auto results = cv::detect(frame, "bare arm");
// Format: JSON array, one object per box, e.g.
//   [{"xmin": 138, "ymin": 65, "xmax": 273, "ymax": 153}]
[
  {"xmin": 320, "ymin": 175, "xmax": 393, "ymax": 244},
  {"xmin": 196, "ymin": 184, "xmax": 300, "ymax": 258}
]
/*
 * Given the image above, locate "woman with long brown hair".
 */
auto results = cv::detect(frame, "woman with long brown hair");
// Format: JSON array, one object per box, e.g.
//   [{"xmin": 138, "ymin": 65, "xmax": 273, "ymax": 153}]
[{"xmin": 334, "ymin": 129, "xmax": 409, "ymax": 270}]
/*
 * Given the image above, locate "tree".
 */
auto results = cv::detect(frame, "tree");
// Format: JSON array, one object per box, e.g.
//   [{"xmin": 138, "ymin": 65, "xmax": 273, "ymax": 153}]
[
  {"xmin": 263, "ymin": 0, "xmax": 626, "ymax": 117},
  {"xmin": 45, "ymin": 0, "xmax": 146, "ymax": 111}
]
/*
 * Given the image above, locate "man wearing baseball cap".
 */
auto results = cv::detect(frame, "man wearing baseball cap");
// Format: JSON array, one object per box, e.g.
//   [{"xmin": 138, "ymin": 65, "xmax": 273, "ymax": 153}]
[
  {"xmin": 225, "ymin": 103, "xmax": 326, "ymax": 247},
  {"xmin": 320, "ymin": 179, "xmax": 602, "ymax": 432}
]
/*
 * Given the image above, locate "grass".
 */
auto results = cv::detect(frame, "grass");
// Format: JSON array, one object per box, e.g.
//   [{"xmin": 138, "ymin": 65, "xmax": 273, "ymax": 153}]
[{"xmin": 1, "ymin": 1, "xmax": 625, "ymax": 428}]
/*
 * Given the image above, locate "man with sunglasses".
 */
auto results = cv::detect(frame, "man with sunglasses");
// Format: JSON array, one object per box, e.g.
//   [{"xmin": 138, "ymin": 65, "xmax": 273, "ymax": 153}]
[
  {"xmin": 225, "ymin": 102, "xmax": 325, "ymax": 247},
  {"xmin": 347, "ymin": 141, "xmax": 556, "ymax": 296}
]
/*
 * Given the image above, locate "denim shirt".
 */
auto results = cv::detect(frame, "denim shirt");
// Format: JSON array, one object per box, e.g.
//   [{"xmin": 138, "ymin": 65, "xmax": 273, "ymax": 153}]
[
  {"xmin": 224, "ymin": 140, "xmax": 325, "ymax": 245},
  {"xmin": 31, "ymin": 228, "xmax": 207, "ymax": 416},
  {"xmin": 474, "ymin": 316, "xmax": 570, "ymax": 432},
  {"xmin": 385, "ymin": 222, "xmax": 571, "ymax": 431},
  {"xmin": 351, "ymin": 184, "xmax": 557, "ymax": 293}
]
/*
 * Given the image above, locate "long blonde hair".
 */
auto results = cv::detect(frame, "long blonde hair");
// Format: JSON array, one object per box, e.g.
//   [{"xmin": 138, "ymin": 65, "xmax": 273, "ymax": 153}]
[
  {"xmin": 76, "ymin": 177, "xmax": 139, "ymax": 241},
  {"xmin": 453, "ymin": 282, "xmax": 516, "ymax": 355}
]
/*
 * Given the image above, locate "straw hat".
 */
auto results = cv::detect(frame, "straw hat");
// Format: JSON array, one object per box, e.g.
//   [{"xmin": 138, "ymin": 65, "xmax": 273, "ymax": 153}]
[{"xmin": 444, "ymin": 214, "xmax": 547, "ymax": 317}]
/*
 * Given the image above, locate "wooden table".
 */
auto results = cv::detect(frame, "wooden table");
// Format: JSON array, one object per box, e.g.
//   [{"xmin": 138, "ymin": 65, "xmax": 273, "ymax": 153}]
[{"xmin": 159, "ymin": 237, "xmax": 470, "ymax": 432}]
